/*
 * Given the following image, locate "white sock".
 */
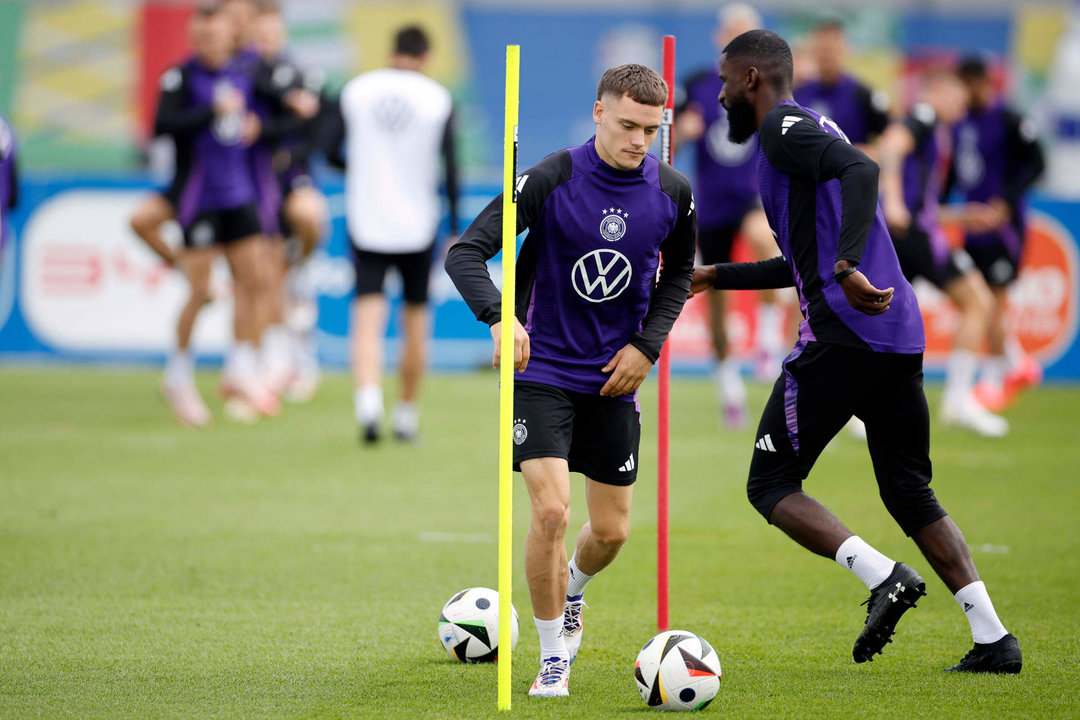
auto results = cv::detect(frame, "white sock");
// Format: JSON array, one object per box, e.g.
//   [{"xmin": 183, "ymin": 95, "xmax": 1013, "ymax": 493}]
[
  {"xmin": 944, "ymin": 349, "xmax": 978, "ymax": 408},
  {"xmin": 715, "ymin": 359, "xmax": 746, "ymax": 405},
  {"xmin": 534, "ymin": 616, "xmax": 568, "ymax": 661},
  {"xmin": 1004, "ymin": 337, "xmax": 1025, "ymax": 370},
  {"xmin": 392, "ymin": 402, "xmax": 419, "ymax": 435},
  {"xmin": 566, "ymin": 555, "xmax": 594, "ymax": 599},
  {"xmin": 756, "ymin": 302, "xmax": 782, "ymax": 355},
  {"xmin": 225, "ymin": 342, "xmax": 257, "ymax": 380},
  {"xmin": 164, "ymin": 350, "xmax": 194, "ymax": 388},
  {"xmin": 260, "ymin": 325, "xmax": 289, "ymax": 370},
  {"xmin": 981, "ymin": 355, "xmax": 1008, "ymax": 390},
  {"xmin": 954, "ymin": 581, "xmax": 1008, "ymax": 644},
  {"xmin": 354, "ymin": 385, "xmax": 383, "ymax": 424},
  {"xmin": 835, "ymin": 536, "xmax": 896, "ymax": 590}
]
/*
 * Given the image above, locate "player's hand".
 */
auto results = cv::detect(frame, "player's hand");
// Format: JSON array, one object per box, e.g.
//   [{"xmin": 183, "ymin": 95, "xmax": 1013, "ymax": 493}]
[
  {"xmin": 213, "ymin": 87, "xmax": 244, "ymax": 117},
  {"xmin": 600, "ymin": 344, "xmax": 653, "ymax": 397},
  {"xmin": 960, "ymin": 202, "xmax": 998, "ymax": 233},
  {"xmin": 837, "ymin": 263, "xmax": 893, "ymax": 315},
  {"xmin": 242, "ymin": 112, "xmax": 261, "ymax": 146},
  {"xmin": 490, "ymin": 318, "xmax": 530, "ymax": 372},
  {"xmin": 689, "ymin": 265, "xmax": 717, "ymax": 297},
  {"xmin": 284, "ymin": 89, "xmax": 320, "ymax": 120},
  {"xmin": 986, "ymin": 197, "xmax": 1011, "ymax": 229}
]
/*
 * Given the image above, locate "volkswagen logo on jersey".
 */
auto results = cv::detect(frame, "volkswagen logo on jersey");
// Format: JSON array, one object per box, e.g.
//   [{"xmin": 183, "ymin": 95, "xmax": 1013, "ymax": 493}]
[
  {"xmin": 599, "ymin": 207, "xmax": 628, "ymax": 242},
  {"xmin": 572, "ymin": 248, "xmax": 633, "ymax": 303}
]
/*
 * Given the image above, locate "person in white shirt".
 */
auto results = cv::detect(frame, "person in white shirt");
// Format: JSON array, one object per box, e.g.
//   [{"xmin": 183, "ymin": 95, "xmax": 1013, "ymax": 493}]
[{"xmin": 327, "ymin": 25, "xmax": 459, "ymax": 443}]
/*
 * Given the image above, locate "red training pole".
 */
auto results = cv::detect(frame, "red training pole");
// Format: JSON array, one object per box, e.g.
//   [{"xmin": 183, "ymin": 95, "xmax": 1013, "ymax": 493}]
[{"xmin": 657, "ymin": 34, "xmax": 675, "ymax": 633}]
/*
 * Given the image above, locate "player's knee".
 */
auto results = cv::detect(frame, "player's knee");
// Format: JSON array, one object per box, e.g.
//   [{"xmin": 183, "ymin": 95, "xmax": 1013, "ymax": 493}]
[
  {"xmin": 533, "ymin": 502, "xmax": 570, "ymax": 540},
  {"xmin": 746, "ymin": 472, "xmax": 800, "ymax": 521},
  {"xmin": 590, "ymin": 521, "xmax": 629, "ymax": 549}
]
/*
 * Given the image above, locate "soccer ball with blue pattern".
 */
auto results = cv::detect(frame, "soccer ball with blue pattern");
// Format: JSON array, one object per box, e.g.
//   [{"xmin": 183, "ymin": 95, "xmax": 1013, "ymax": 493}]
[
  {"xmin": 634, "ymin": 630, "xmax": 722, "ymax": 711},
  {"xmin": 438, "ymin": 587, "xmax": 519, "ymax": 663}
]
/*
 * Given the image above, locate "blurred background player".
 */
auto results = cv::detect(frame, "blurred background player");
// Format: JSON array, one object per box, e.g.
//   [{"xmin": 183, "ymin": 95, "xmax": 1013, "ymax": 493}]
[
  {"xmin": 795, "ymin": 18, "xmax": 891, "ymax": 154},
  {"xmin": 877, "ymin": 68, "xmax": 1007, "ymax": 437},
  {"xmin": 151, "ymin": 2, "xmax": 279, "ymax": 424},
  {"xmin": 0, "ymin": 110, "xmax": 17, "ymax": 272},
  {"xmin": 253, "ymin": 2, "xmax": 329, "ymax": 403},
  {"xmin": 446, "ymin": 64, "xmax": 696, "ymax": 697},
  {"xmin": 947, "ymin": 55, "xmax": 1046, "ymax": 412},
  {"xmin": 675, "ymin": 3, "xmax": 789, "ymax": 427},
  {"xmin": 328, "ymin": 25, "xmax": 459, "ymax": 443}
]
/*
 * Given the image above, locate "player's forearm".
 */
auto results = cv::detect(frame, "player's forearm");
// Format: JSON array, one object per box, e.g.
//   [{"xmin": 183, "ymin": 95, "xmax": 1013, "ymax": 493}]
[
  {"xmin": 154, "ymin": 101, "xmax": 214, "ymax": 137},
  {"xmin": 630, "ymin": 236, "xmax": 694, "ymax": 363},
  {"xmin": 712, "ymin": 256, "xmax": 793, "ymax": 290}
]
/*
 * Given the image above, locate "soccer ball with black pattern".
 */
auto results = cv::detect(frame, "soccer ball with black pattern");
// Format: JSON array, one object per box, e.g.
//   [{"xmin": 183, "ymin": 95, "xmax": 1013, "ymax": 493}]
[
  {"xmin": 437, "ymin": 587, "xmax": 519, "ymax": 663},
  {"xmin": 634, "ymin": 630, "xmax": 722, "ymax": 711}
]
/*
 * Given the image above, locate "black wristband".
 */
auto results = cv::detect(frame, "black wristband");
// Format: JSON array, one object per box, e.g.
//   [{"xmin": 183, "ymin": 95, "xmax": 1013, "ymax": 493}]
[{"xmin": 833, "ymin": 266, "xmax": 857, "ymax": 283}]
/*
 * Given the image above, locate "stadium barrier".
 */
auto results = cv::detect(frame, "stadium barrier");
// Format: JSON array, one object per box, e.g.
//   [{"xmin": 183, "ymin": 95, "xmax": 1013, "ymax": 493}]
[{"xmin": 2, "ymin": 174, "xmax": 1078, "ymax": 380}]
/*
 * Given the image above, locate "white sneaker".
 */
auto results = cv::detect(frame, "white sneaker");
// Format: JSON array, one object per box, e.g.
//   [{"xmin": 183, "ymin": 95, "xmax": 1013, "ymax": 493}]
[
  {"xmin": 941, "ymin": 397, "xmax": 1009, "ymax": 438},
  {"xmin": 160, "ymin": 382, "xmax": 211, "ymax": 428},
  {"xmin": 528, "ymin": 656, "xmax": 570, "ymax": 697},
  {"xmin": 563, "ymin": 598, "xmax": 588, "ymax": 663},
  {"xmin": 391, "ymin": 404, "xmax": 419, "ymax": 441}
]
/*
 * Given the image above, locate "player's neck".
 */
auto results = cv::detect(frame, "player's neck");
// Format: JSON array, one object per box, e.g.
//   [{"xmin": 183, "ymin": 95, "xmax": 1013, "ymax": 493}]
[
  {"xmin": 390, "ymin": 56, "xmax": 425, "ymax": 72},
  {"xmin": 755, "ymin": 89, "xmax": 795, "ymax": 129}
]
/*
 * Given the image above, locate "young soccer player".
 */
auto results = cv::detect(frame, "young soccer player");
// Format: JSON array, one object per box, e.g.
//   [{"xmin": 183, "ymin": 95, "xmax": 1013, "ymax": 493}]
[
  {"xmin": 446, "ymin": 65, "xmax": 696, "ymax": 696},
  {"xmin": 691, "ymin": 29, "xmax": 1021, "ymax": 673},
  {"xmin": 0, "ymin": 111, "xmax": 18, "ymax": 273}
]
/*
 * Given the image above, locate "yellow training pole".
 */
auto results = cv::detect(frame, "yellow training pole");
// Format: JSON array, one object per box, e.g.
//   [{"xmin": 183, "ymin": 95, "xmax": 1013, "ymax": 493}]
[{"xmin": 498, "ymin": 43, "xmax": 520, "ymax": 712}]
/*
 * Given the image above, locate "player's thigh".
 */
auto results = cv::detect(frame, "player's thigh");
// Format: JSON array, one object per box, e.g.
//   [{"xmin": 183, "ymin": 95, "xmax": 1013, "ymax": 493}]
[
  {"xmin": 513, "ymin": 382, "xmax": 576, "ymax": 473},
  {"xmin": 697, "ymin": 224, "xmax": 739, "ymax": 265},
  {"xmin": 859, "ymin": 354, "xmax": 944, "ymax": 536},
  {"xmin": 284, "ymin": 185, "xmax": 327, "ymax": 226},
  {"xmin": 943, "ymin": 266, "xmax": 993, "ymax": 316},
  {"xmin": 740, "ymin": 208, "xmax": 779, "ymax": 260},
  {"xmin": 132, "ymin": 193, "xmax": 175, "ymax": 230},
  {"xmin": 521, "ymin": 457, "xmax": 572, "ymax": 523},
  {"xmin": 352, "ymin": 246, "xmax": 391, "ymax": 298},
  {"xmin": 181, "ymin": 247, "xmax": 216, "ymax": 296},
  {"xmin": 567, "ymin": 393, "xmax": 640, "ymax": 487},
  {"xmin": 394, "ymin": 245, "xmax": 435, "ymax": 306},
  {"xmin": 584, "ymin": 478, "xmax": 633, "ymax": 545}
]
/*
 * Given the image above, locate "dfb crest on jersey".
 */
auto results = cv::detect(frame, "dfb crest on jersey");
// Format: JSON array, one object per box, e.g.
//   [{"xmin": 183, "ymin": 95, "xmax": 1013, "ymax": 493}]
[
  {"xmin": 599, "ymin": 207, "xmax": 629, "ymax": 242},
  {"xmin": 572, "ymin": 248, "xmax": 633, "ymax": 303}
]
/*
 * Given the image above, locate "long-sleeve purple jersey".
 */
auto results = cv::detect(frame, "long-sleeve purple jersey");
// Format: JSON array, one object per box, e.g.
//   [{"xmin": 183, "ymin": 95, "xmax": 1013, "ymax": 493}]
[
  {"xmin": 446, "ymin": 137, "xmax": 697, "ymax": 398},
  {"xmin": 680, "ymin": 70, "xmax": 760, "ymax": 228},
  {"xmin": 0, "ymin": 113, "xmax": 18, "ymax": 250},
  {"xmin": 795, "ymin": 74, "xmax": 890, "ymax": 146},
  {"xmin": 155, "ymin": 55, "xmax": 258, "ymax": 228},
  {"xmin": 755, "ymin": 101, "xmax": 924, "ymax": 354}
]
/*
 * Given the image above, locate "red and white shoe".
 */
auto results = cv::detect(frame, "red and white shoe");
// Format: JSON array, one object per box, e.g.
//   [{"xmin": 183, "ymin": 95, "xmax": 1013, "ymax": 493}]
[
  {"xmin": 973, "ymin": 381, "xmax": 1008, "ymax": 413},
  {"xmin": 1002, "ymin": 355, "xmax": 1043, "ymax": 404},
  {"xmin": 219, "ymin": 376, "xmax": 281, "ymax": 418},
  {"xmin": 160, "ymin": 382, "xmax": 212, "ymax": 429}
]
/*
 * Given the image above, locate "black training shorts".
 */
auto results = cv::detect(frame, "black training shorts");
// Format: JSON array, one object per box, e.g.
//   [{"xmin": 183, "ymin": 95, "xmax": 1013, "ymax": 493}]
[
  {"xmin": 352, "ymin": 243, "xmax": 435, "ymax": 305},
  {"xmin": 182, "ymin": 205, "xmax": 262, "ymax": 249},
  {"xmin": 966, "ymin": 228, "xmax": 1023, "ymax": 287},
  {"xmin": 746, "ymin": 342, "xmax": 947, "ymax": 536},
  {"xmin": 512, "ymin": 381, "xmax": 641, "ymax": 486},
  {"xmin": 698, "ymin": 222, "xmax": 741, "ymax": 265},
  {"xmin": 893, "ymin": 226, "xmax": 973, "ymax": 290}
]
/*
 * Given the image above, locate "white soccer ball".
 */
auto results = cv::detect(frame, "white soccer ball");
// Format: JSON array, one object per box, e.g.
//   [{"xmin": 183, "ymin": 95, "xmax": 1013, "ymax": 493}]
[
  {"xmin": 438, "ymin": 587, "xmax": 519, "ymax": 663},
  {"xmin": 634, "ymin": 630, "xmax": 722, "ymax": 711}
]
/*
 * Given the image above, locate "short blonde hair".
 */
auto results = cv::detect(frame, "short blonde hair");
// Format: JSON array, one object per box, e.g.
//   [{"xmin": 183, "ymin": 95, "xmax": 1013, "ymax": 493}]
[{"xmin": 596, "ymin": 64, "xmax": 668, "ymax": 107}]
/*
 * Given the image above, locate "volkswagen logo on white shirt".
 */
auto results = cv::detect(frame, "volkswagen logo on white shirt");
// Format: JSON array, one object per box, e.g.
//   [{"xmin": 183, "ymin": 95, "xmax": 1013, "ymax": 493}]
[{"xmin": 572, "ymin": 249, "xmax": 633, "ymax": 303}]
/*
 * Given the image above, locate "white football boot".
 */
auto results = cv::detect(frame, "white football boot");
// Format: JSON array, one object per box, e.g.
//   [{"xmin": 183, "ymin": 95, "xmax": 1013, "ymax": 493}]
[
  {"xmin": 528, "ymin": 656, "xmax": 570, "ymax": 697},
  {"xmin": 563, "ymin": 598, "xmax": 588, "ymax": 663},
  {"xmin": 941, "ymin": 395, "xmax": 1009, "ymax": 438}
]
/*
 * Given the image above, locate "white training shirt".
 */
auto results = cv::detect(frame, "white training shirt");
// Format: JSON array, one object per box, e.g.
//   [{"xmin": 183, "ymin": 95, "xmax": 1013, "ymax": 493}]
[{"xmin": 340, "ymin": 67, "xmax": 453, "ymax": 253}]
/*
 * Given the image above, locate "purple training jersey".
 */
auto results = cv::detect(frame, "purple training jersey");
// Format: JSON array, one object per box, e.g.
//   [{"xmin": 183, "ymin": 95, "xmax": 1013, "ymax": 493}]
[
  {"xmin": 446, "ymin": 138, "xmax": 697, "ymax": 399},
  {"xmin": 757, "ymin": 100, "xmax": 925, "ymax": 354},
  {"xmin": 0, "ymin": 113, "xmax": 17, "ymax": 250},
  {"xmin": 681, "ymin": 70, "xmax": 759, "ymax": 228},
  {"xmin": 795, "ymin": 74, "xmax": 890, "ymax": 146}
]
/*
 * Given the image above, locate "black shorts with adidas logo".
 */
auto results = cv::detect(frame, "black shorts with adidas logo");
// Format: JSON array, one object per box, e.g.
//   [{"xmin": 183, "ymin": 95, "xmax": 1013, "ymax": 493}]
[{"xmin": 512, "ymin": 381, "xmax": 641, "ymax": 486}]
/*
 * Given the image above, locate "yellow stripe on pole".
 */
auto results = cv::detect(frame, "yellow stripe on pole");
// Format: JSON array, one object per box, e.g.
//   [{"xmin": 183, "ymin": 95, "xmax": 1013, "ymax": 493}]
[{"xmin": 498, "ymin": 43, "xmax": 519, "ymax": 713}]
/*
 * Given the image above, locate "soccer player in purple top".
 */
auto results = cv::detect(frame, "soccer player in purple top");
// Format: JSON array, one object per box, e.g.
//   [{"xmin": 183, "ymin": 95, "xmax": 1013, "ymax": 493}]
[
  {"xmin": 675, "ymin": 3, "xmax": 792, "ymax": 426},
  {"xmin": 877, "ymin": 69, "xmax": 1007, "ymax": 437},
  {"xmin": 948, "ymin": 55, "xmax": 1046, "ymax": 412},
  {"xmin": 691, "ymin": 29, "xmax": 1021, "ymax": 674},
  {"xmin": 0, "ymin": 112, "xmax": 17, "ymax": 272},
  {"xmin": 795, "ymin": 19, "xmax": 890, "ymax": 152},
  {"xmin": 446, "ymin": 65, "xmax": 696, "ymax": 696}
]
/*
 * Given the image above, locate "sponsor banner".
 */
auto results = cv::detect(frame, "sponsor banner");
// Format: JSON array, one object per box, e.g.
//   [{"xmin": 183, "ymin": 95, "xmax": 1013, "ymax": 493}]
[{"xmin": 1, "ymin": 177, "xmax": 1079, "ymax": 380}]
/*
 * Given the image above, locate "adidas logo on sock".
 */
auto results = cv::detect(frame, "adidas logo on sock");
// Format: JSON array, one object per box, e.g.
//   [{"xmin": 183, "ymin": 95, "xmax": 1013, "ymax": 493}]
[
  {"xmin": 755, "ymin": 434, "xmax": 777, "ymax": 452},
  {"xmin": 618, "ymin": 454, "xmax": 636, "ymax": 472},
  {"xmin": 963, "ymin": 602, "xmax": 975, "ymax": 612},
  {"xmin": 846, "ymin": 555, "xmax": 855, "ymax": 569}
]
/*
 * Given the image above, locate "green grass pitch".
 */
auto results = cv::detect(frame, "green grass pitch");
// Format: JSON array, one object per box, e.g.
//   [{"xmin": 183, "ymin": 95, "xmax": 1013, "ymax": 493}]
[{"xmin": 0, "ymin": 367, "xmax": 1077, "ymax": 719}]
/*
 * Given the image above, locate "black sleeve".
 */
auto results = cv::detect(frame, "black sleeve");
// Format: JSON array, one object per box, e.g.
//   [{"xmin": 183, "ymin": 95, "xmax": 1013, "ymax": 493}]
[
  {"xmin": 940, "ymin": 152, "xmax": 957, "ymax": 204},
  {"xmin": 255, "ymin": 60, "xmax": 306, "ymax": 143},
  {"xmin": 319, "ymin": 95, "xmax": 346, "ymax": 170},
  {"xmin": 759, "ymin": 106, "xmax": 880, "ymax": 266},
  {"xmin": 713, "ymin": 256, "xmax": 793, "ymax": 290},
  {"xmin": 442, "ymin": 106, "xmax": 460, "ymax": 236},
  {"xmin": 7, "ymin": 154, "xmax": 17, "ymax": 210},
  {"xmin": 153, "ymin": 67, "xmax": 213, "ymax": 137},
  {"xmin": 674, "ymin": 69, "xmax": 712, "ymax": 115},
  {"xmin": 855, "ymin": 82, "xmax": 891, "ymax": 139},
  {"xmin": 444, "ymin": 150, "xmax": 573, "ymax": 326},
  {"xmin": 902, "ymin": 104, "xmax": 936, "ymax": 149},
  {"xmin": 1003, "ymin": 108, "xmax": 1046, "ymax": 208},
  {"xmin": 628, "ymin": 165, "xmax": 697, "ymax": 363}
]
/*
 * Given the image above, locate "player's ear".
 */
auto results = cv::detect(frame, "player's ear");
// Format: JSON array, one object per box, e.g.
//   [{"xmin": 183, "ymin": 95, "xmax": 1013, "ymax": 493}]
[
  {"xmin": 593, "ymin": 99, "xmax": 604, "ymax": 126},
  {"xmin": 746, "ymin": 66, "xmax": 759, "ymax": 92}
]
